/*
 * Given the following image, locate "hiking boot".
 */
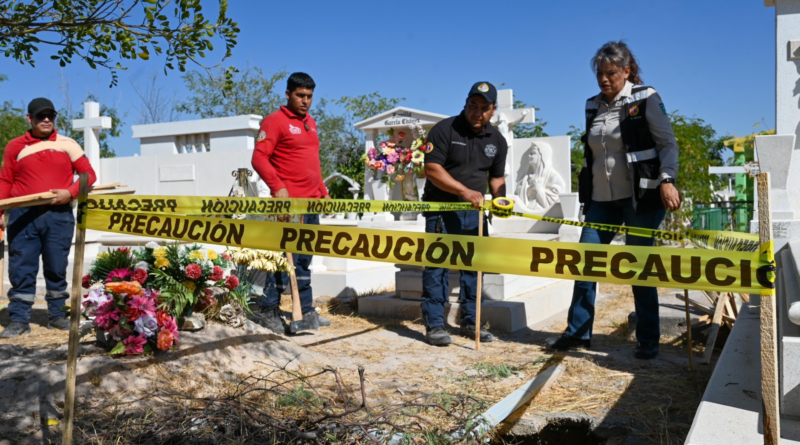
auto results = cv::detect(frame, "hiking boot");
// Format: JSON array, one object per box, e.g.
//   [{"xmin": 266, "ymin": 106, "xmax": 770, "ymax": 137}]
[
  {"xmin": 47, "ymin": 316, "xmax": 70, "ymax": 330},
  {"xmin": 425, "ymin": 326, "xmax": 452, "ymax": 346},
  {"xmin": 459, "ymin": 324, "xmax": 495, "ymax": 342},
  {"xmin": 546, "ymin": 334, "xmax": 591, "ymax": 351},
  {"xmin": 317, "ymin": 314, "xmax": 332, "ymax": 327},
  {"xmin": 634, "ymin": 344, "xmax": 659, "ymax": 360},
  {"xmin": 0, "ymin": 322, "xmax": 31, "ymax": 338},
  {"xmin": 250, "ymin": 305, "xmax": 286, "ymax": 335}
]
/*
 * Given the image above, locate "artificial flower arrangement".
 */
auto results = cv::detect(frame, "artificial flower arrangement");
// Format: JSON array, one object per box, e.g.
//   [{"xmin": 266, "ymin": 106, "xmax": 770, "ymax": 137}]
[
  {"xmin": 81, "ymin": 280, "xmax": 179, "ymax": 355},
  {"xmin": 363, "ymin": 122, "xmax": 430, "ymax": 189}
]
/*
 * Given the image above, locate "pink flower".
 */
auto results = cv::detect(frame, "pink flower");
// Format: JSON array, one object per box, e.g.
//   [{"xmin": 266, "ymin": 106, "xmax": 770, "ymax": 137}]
[
  {"xmin": 106, "ymin": 323, "xmax": 131, "ymax": 341},
  {"xmin": 162, "ymin": 317, "xmax": 179, "ymax": 340},
  {"xmin": 82, "ymin": 274, "xmax": 92, "ymax": 289},
  {"xmin": 386, "ymin": 164, "xmax": 395, "ymax": 175},
  {"xmin": 105, "ymin": 268, "xmax": 132, "ymax": 283},
  {"xmin": 128, "ymin": 294, "xmax": 157, "ymax": 317},
  {"xmin": 221, "ymin": 253, "xmax": 231, "ymax": 262},
  {"xmin": 123, "ymin": 333, "xmax": 147, "ymax": 355},
  {"xmin": 225, "ymin": 275, "xmax": 240, "ymax": 290},
  {"xmin": 379, "ymin": 141, "xmax": 387, "ymax": 148},
  {"xmin": 210, "ymin": 266, "xmax": 224, "ymax": 282},
  {"xmin": 94, "ymin": 300, "xmax": 121, "ymax": 330},
  {"xmin": 118, "ymin": 247, "xmax": 130, "ymax": 255},
  {"xmin": 185, "ymin": 264, "xmax": 202, "ymax": 280},
  {"xmin": 368, "ymin": 148, "xmax": 378, "ymax": 160},
  {"xmin": 132, "ymin": 268, "xmax": 148, "ymax": 285}
]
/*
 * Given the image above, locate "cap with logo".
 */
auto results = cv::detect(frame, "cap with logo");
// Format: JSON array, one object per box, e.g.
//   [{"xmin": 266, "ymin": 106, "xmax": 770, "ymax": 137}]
[
  {"xmin": 467, "ymin": 82, "xmax": 497, "ymax": 104},
  {"xmin": 27, "ymin": 97, "xmax": 56, "ymax": 116}
]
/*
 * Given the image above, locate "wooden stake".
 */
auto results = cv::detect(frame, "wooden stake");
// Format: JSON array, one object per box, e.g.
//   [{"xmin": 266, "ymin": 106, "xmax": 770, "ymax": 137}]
[
  {"xmin": 62, "ymin": 173, "xmax": 89, "ymax": 445},
  {"xmin": 0, "ymin": 228, "xmax": 5, "ymax": 298},
  {"xmin": 288, "ymin": 216, "xmax": 303, "ymax": 325},
  {"xmin": 701, "ymin": 292, "xmax": 728, "ymax": 365},
  {"xmin": 757, "ymin": 172, "xmax": 779, "ymax": 445},
  {"xmin": 681, "ymin": 241, "xmax": 694, "ymax": 371},
  {"xmin": 475, "ymin": 210, "xmax": 484, "ymax": 351}
]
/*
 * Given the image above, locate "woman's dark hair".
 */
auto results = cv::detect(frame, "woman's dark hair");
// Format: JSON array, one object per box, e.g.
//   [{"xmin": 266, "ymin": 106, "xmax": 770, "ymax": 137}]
[
  {"xmin": 287, "ymin": 72, "xmax": 316, "ymax": 92},
  {"xmin": 591, "ymin": 41, "xmax": 643, "ymax": 85}
]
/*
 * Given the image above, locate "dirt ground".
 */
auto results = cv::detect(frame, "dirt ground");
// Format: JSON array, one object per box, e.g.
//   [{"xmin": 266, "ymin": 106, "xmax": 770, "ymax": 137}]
[{"xmin": 0, "ymin": 284, "xmax": 716, "ymax": 444}]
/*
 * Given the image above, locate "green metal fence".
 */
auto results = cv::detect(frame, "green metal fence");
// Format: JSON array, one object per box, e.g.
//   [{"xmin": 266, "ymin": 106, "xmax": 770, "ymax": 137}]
[{"xmin": 692, "ymin": 201, "xmax": 753, "ymax": 232}]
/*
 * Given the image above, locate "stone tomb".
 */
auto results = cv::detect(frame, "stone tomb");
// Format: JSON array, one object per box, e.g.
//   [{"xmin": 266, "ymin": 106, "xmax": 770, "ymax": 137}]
[{"xmin": 354, "ymin": 91, "xmax": 580, "ymax": 332}]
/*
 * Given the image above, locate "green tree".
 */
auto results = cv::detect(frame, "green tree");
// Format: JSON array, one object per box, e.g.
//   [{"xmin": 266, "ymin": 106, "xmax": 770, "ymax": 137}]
[
  {"xmin": 56, "ymin": 94, "xmax": 124, "ymax": 158},
  {"xmin": 176, "ymin": 67, "xmax": 287, "ymax": 118},
  {"xmin": 566, "ymin": 125, "xmax": 586, "ymax": 192},
  {"xmin": 669, "ymin": 112, "xmax": 725, "ymax": 229},
  {"xmin": 0, "ymin": 0, "xmax": 240, "ymax": 87},
  {"xmin": 0, "ymin": 101, "xmax": 30, "ymax": 158}
]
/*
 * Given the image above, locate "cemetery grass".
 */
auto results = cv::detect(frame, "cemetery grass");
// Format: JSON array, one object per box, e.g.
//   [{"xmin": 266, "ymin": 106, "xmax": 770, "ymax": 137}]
[{"xmin": 0, "ymin": 286, "xmax": 715, "ymax": 444}]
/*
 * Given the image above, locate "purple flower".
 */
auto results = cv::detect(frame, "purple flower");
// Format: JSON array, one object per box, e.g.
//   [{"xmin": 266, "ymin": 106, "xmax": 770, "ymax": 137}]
[{"xmin": 134, "ymin": 315, "xmax": 159, "ymax": 338}]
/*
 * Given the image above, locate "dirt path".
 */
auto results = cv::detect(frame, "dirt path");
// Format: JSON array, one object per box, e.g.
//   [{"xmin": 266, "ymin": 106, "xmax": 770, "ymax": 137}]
[{"xmin": 0, "ymin": 286, "xmax": 713, "ymax": 444}]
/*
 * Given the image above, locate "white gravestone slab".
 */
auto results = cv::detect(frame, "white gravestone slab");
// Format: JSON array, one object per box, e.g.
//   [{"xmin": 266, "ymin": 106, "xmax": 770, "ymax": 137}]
[
  {"xmin": 755, "ymin": 134, "xmax": 797, "ymax": 219},
  {"xmin": 159, "ymin": 164, "xmax": 196, "ymax": 182}
]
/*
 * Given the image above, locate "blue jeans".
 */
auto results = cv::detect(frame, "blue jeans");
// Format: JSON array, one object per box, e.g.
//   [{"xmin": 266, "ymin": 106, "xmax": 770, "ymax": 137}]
[
  {"xmin": 565, "ymin": 199, "xmax": 666, "ymax": 349},
  {"xmin": 257, "ymin": 214, "xmax": 319, "ymax": 315},
  {"xmin": 421, "ymin": 210, "xmax": 488, "ymax": 329},
  {"xmin": 6, "ymin": 205, "xmax": 75, "ymax": 323}
]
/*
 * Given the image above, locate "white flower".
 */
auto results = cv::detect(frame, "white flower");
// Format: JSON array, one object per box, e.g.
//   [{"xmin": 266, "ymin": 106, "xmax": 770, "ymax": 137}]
[
  {"xmin": 145, "ymin": 241, "xmax": 160, "ymax": 249},
  {"xmin": 135, "ymin": 261, "xmax": 149, "ymax": 271}
]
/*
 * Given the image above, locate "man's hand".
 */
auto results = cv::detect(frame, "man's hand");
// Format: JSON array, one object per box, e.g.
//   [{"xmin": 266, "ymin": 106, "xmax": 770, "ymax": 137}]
[
  {"xmin": 322, "ymin": 194, "xmax": 331, "ymax": 200},
  {"xmin": 460, "ymin": 189, "xmax": 484, "ymax": 209},
  {"xmin": 660, "ymin": 183, "xmax": 681, "ymax": 211},
  {"xmin": 50, "ymin": 189, "xmax": 73, "ymax": 205},
  {"xmin": 274, "ymin": 188, "xmax": 290, "ymax": 199}
]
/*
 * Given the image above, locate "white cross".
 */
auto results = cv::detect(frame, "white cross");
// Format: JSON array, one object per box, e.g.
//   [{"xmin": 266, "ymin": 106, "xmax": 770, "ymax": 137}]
[
  {"xmin": 490, "ymin": 89, "xmax": 536, "ymax": 148},
  {"xmin": 72, "ymin": 102, "xmax": 112, "ymax": 177}
]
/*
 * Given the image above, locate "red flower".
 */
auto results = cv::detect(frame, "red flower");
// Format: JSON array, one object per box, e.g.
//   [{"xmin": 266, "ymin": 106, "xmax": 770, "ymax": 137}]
[
  {"xmin": 221, "ymin": 253, "xmax": 231, "ymax": 262},
  {"xmin": 210, "ymin": 266, "xmax": 224, "ymax": 282},
  {"xmin": 118, "ymin": 246, "xmax": 130, "ymax": 255},
  {"xmin": 156, "ymin": 310, "xmax": 171, "ymax": 327},
  {"xmin": 225, "ymin": 275, "xmax": 239, "ymax": 290},
  {"xmin": 82, "ymin": 274, "xmax": 92, "ymax": 289},
  {"xmin": 185, "ymin": 264, "xmax": 202, "ymax": 280},
  {"xmin": 125, "ymin": 305, "xmax": 141, "ymax": 322},
  {"xmin": 132, "ymin": 268, "xmax": 148, "ymax": 285},
  {"xmin": 157, "ymin": 329, "xmax": 175, "ymax": 351}
]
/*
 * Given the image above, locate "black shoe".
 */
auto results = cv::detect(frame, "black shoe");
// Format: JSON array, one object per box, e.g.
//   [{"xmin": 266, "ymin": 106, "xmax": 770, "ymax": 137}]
[
  {"xmin": 634, "ymin": 344, "xmax": 659, "ymax": 360},
  {"xmin": 0, "ymin": 322, "xmax": 31, "ymax": 338},
  {"xmin": 459, "ymin": 324, "xmax": 495, "ymax": 342},
  {"xmin": 250, "ymin": 305, "xmax": 286, "ymax": 335},
  {"xmin": 546, "ymin": 334, "xmax": 591, "ymax": 351},
  {"xmin": 426, "ymin": 326, "xmax": 452, "ymax": 346},
  {"xmin": 47, "ymin": 316, "xmax": 70, "ymax": 330}
]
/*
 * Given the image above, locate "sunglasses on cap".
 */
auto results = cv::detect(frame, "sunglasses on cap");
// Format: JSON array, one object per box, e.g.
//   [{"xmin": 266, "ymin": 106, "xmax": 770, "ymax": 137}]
[{"xmin": 35, "ymin": 112, "xmax": 57, "ymax": 121}]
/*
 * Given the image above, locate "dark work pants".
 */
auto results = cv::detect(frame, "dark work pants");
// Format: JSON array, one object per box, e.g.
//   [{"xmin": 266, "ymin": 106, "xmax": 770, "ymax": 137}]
[
  {"xmin": 421, "ymin": 210, "xmax": 488, "ymax": 329},
  {"xmin": 6, "ymin": 205, "xmax": 74, "ymax": 323},
  {"xmin": 565, "ymin": 199, "xmax": 666, "ymax": 349},
  {"xmin": 257, "ymin": 214, "xmax": 319, "ymax": 315}
]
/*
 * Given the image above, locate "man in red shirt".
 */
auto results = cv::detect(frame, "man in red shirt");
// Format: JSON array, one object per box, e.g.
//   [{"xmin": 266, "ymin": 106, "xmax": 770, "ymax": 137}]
[
  {"xmin": 0, "ymin": 98, "xmax": 97, "ymax": 338},
  {"xmin": 251, "ymin": 72, "xmax": 331, "ymax": 334}
]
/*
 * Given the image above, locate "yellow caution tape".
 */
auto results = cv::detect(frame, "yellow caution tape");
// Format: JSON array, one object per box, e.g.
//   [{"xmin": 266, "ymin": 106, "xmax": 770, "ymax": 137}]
[
  {"xmin": 80, "ymin": 195, "xmax": 759, "ymax": 252},
  {"xmin": 79, "ymin": 210, "xmax": 772, "ymax": 294}
]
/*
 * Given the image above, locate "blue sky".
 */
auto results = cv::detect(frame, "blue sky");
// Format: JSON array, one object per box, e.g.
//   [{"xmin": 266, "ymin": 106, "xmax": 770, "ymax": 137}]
[{"xmin": 0, "ymin": 0, "xmax": 776, "ymax": 158}]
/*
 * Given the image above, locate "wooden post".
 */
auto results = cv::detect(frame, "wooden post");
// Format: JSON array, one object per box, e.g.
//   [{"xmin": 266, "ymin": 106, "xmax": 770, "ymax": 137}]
[
  {"xmin": 702, "ymin": 293, "xmax": 727, "ymax": 365},
  {"xmin": 0, "ymin": 228, "xmax": 5, "ymax": 297},
  {"xmin": 289, "ymin": 215, "xmax": 303, "ymax": 325},
  {"xmin": 62, "ymin": 173, "xmax": 89, "ymax": 445},
  {"xmin": 475, "ymin": 210, "xmax": 484, "ymax": 351},
  {"xmin": 757, "ymin": 172, "xmax": 779, "ymax": 445},
  {"xmin": 682, "ymin": 241, "xmax": 694, "ymax": 371}
]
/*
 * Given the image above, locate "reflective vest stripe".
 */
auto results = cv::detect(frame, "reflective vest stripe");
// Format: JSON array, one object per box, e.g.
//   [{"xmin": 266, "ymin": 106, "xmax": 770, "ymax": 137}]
[{"xmin": 626, "ymin": 148, "xmax": 658, "ymax": 163}]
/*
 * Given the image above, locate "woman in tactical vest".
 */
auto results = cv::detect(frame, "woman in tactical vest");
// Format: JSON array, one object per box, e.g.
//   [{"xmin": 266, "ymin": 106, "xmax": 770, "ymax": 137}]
[{"xmin": 547, "ymin": 41, "xmax": 681, "ymax": 360}]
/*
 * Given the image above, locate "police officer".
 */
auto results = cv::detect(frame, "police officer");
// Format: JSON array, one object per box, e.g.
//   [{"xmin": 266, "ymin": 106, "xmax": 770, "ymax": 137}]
[
  {"xmin": 0, "ymin": 98, "xmax": 97, "ymax": 338},
  {"xmin": 420, "ymin": 82, "xmax": 508, "ymax": 346}
]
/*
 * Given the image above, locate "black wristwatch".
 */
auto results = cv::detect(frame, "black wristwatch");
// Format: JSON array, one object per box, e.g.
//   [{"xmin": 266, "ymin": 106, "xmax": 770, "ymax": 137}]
[{"xmin": 660, "ymin": 177, "xmax": 675, "ymax": 185}]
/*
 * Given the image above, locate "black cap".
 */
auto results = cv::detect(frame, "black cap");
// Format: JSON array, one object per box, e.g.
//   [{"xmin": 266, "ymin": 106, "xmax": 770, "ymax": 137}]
[
  {"xmin": 467, "ymin": 82, "xmax": 497, "ymax": 104},
  {"xmin": 27, "ymin": 97, "xmax": 56, "ymax": 116}
]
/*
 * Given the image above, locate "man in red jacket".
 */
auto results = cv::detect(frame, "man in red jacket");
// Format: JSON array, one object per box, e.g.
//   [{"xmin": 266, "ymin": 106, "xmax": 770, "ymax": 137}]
[
  {"xmin": 0, "ymin": 98, "xmax": 97, "ymax": 338},
  {"xmin": 251, "ymin": 72, "xmax": 331, "ymax": 334}
]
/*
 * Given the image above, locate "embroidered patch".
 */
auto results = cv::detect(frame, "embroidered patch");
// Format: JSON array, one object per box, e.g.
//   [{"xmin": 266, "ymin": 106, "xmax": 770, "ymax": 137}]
[
  {"xmin": 256, "ymin": 130, "xmax": 266, "ymax": 142},
  {"xmin": 484, "ymin": 143, "xmax": 497, "ymax": 158},
  {"xmin": 478, "ymin": 83, "xmax": 489, "ymax": 92},
  {"xmin": 629, "ymin": 105, "xmax": 640, "ymax": 117},
  {"xmin": 289, "ymin": 124, "xmax": 301, "ymax": 135},
  {"xmin": 659, "ymin": 103, "xmax": 667, "ymax": 115},
  {"xmin": 422, "ymin": 142, "xmax": 434, "ymax": 153}
]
